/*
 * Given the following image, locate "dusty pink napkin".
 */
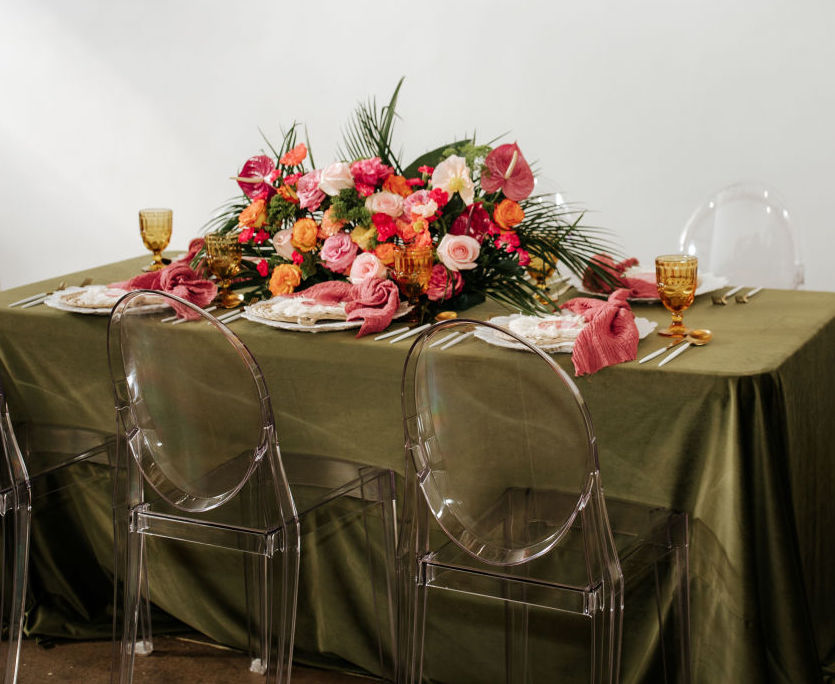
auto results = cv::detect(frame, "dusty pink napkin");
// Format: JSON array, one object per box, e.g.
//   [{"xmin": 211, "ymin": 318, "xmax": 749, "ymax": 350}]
[
  {"xmin": 290, "ymin": 278, "xmax": 400, "ymax": 337},
  {"xmin": 561, "ymin": 289, "xmax": 639, "ymax": 376},
  {"xmin": 110, "ymin": 240, "xmax": 216, "ymax": 320},
  {"xmin": 583, "ymin": 254, "xmax": 658, "ymax": 299}
]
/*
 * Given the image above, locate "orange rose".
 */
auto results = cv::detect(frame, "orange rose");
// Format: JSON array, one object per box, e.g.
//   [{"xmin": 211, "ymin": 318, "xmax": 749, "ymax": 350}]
[
  {"xmin": 269, "ymin": 264, "xmax": 302, "ymax": 296},
  {"xmin": 238, "ymin": 199, "xmax": 267, "ymax": 229},
  {"xmin": 383, "ymin": 174, "xmax": 412, "ymax": 198},
  {"xmin": 318, "ymin": 207, "xmax": 346, "ymax": 239},
  {"xmin": 493, "ymin": 199, "xmax": 524, "ymax": 230},
  {"xmin": 374, "ymin": 242, "xmax": 397, "ymax": 266},
  {"xmin": 277, "ymin": 184, "xmax": 298, "ymax": 204},
  {"xmin": 291, "ymin": 217, "xmax": 318, "ymax": 252}
]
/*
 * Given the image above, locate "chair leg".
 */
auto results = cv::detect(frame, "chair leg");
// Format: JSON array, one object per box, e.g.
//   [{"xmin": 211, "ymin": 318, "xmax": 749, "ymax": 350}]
[
  {"xmin": 360, "ymin": 469, "xmax": 398, "ymax": 681},
  {"xmin": 266, "ymin": 524, "xmax": 299, "ymax": 684},
  {"xmin": 504, "ymin": 601, "xmax": 530, "ymax": 683},
  {"xmin": 3, "ymin": 504, "xmax": 31, "ymax": 684},
  {"xmin": 135, "ymin": 553, "xmax": 153, "ymax": 656},
  {"xmin": 114, "ymin": 526, "xmax": 144, "ymax": 684},
  {"xmin": 397, "ymin": 560, "xmax": 428, "ymax": 684}
]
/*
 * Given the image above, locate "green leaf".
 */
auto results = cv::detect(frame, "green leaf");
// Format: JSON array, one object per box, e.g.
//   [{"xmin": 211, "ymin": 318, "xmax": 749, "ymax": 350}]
[{"xmin": 401, "ymin": 139, "xmax": 472, "ymax": 179}]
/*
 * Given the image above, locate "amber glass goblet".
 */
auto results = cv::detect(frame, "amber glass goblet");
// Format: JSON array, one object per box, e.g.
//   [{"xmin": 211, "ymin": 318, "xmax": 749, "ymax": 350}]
[
  {"xmin": 392, "ymin": 245, "xmax": 433, "ymax": 323},
  {"xmin": 139, "ymin": 208, "xmax": 173, "ymax": 272},
  {"xmin": 205, "ymin": 234, "xmax": 244, "ymax": 308},
  {"xmin": 656, "ymin": 254, "xmax": 698, "ymax": 336}
]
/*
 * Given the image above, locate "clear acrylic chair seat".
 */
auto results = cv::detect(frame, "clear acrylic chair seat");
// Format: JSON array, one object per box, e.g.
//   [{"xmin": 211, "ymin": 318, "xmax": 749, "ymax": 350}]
[
  {"xmin": 0, "ymin": 371, "xmax": 115, "ymax": 683},
  {"xmin": 679, "ymin": 182, "xmax": 804, "ymax": 289},
  {"xmin": 107, "ymin": 290, "xmax": 397, "ymax": 684},
  {"xmin": 396, "ymin": 320, "xmax": 690, "ymax": 683}
]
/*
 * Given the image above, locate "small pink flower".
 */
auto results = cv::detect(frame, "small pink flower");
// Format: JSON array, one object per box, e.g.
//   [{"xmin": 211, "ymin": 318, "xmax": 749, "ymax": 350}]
[
  {"xmin": 350, "ymin": 157, "xmax": 394, "ymax": 188},
  {"xmin": 426, "ymin": 264, "xmax": 464, "ymax": 302},
  {"xmin": 516, "ymin": 249, "xmax": 531, "ymax": 267},
  {"xmin": 320, "ymin": 232, "xmax": 358, "ymax": 273},
  {"xmin": 283, "ymin": 173, "xmax": 302, "ymax": 187},
  {"xmin": 436, "ymin": 234, "xmax": 480, "ymax": 272},
  {"xmin": 349, "ymin": 252, "xmax": 387, "ymax": 285},
  {"xmin": 238, "ymin": 228, "xmax": 254, "ymax": 243},
  {"xmin": 257, "ymin": 259, "xmax": 269, "ymax": 277},
  {"xmin": 291, "ymin": 251, "xmax": 304, "ymax": 265},
  {"xmin": 297, "ymin": 169, "xmax": 325, "ymax": 210},
  {"xmin": 403, "ymin": 190, "xmax": 438, "ymax": 220},
  {"xmin": 253, "ymin": 229, "xmax": 270, "ymax": 245},
  {"xmin": 418, "ymin": 165, "xmax": 434, "ymax": 175},
  {"xmin": 272, "ymin": 228, "xmax": 295, "ymax": 260}
]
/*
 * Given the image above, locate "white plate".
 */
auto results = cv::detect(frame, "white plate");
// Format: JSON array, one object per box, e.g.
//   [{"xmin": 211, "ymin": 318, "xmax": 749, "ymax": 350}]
[
  {"xmin": 567, "ymin": 271, "xmax": 728, "ymax": 303},
  {"xmin": 242, "ymin": 298, "xmax": 413, "ymax": 332},
  {"xmin": 476, "ymin": 313, "xmax": 657, "ymax": 353},
  {"xmin": 44, "ymin": 285, "xmax": 130, "ymax": 315}
]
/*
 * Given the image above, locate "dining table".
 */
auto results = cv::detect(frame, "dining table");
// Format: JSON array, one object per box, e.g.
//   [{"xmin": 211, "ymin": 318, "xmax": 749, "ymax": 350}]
[{"xmin": 0, "ymin": 254, "xmax": 833, "ymax": 683}]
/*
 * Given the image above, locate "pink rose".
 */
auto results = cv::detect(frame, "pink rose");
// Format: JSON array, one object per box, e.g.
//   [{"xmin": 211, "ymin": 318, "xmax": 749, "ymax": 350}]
[
  {"xmin": 320, "ymin": 232, "xmax": 358, "ymax": 273},
  {"xmin": 272, "ymin": 229, "xmax": 295, "ymax": 260},
  {"xmin": 426, "ymin": 264, "xmax": 464, "ymax": 302},
  {"xmin": 297, "ymin": 169, "xmax": 325, "ymax": 210},
  {"xmin": 436, "ymin": 234, "xmax": 480, "ymax": 271},
  {"xmin": 403, "ymin": 190, "xmax": 438, "ymax": 219},
  {"xmin": 349, "ymin": 252, "xmax": 387, "ymax": 284},
  {"xmin": 319, "ymin": 162, "xmax": 354, "ymax": 196},
  {"xmin": 365, "ymin": 191, "xmax": 404, "ymax": 217}
]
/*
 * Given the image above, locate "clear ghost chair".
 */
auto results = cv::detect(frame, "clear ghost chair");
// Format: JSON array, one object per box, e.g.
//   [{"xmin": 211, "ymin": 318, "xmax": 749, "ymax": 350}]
[
  {"xmin": 679, "ymin": 183, "xmax": 804, "ymax": 289},
  {"xmin": 107, "ymin": 290, "xmax": 397, "ymax": 684},
  {"xmin": 397, "ymin": 320, "xmax": 690, "ymax": 683},
  {"xmin": 0, "ymin": 370, "xmax": 114, "ymax": 683}
]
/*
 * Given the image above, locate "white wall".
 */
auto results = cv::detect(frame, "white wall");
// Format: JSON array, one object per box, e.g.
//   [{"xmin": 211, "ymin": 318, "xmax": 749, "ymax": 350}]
[{"xmin": 2, "ymin": 0, "xmax": 833, "ymax": 291}]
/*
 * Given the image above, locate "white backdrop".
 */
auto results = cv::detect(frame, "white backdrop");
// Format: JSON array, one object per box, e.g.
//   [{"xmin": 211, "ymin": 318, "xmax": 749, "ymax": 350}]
[{"xmin": 2, "ymin": 0, "xmax": 833, "ymax": 291}]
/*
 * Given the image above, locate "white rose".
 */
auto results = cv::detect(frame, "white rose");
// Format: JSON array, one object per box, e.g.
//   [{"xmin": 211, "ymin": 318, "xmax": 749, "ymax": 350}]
[
  {"xmin": 318, "ymin": 162, "xmax": 354, "ymax": 196},
  {"xmin": 272, "ymin": 229, "xmax": 295, "ymax": 260},
  {"xmin": 365, "ymin": 191, "xmax": 404, "ymax": 217},
  {"xmin": 436, "ymin": 234, "xmax": 480, "ymax": 272},
  {"xmin": 348, "ymin": 252, "xmax": 387, "ymax": 284}
]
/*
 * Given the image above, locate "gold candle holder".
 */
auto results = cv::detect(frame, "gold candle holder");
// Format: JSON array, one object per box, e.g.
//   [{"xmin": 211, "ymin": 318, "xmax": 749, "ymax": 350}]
[
  {"xmin": 392, "ymin": 245, "xmax": 433, "ymax": 323},
  {"xmin": 655, "ymin": 254, "xmax": 698, "ymax": 336},
  {"xmin": 205, "ymin": 234, "xmax": 244, "ymax": 308},
  {"xmin": 139, "ymin": 208, "xmax": 173, "ymax": 272}
]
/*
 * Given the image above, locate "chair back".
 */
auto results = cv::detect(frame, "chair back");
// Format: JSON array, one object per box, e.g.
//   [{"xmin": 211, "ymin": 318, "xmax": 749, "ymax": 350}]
[
  {"xmin": 679, "ymin": 183, "xmax": 804, "ymax": 288},
  {"xmin": 401, "ymin": 319, "xmax": 600, "ymax": 566},
  {"xmin": 107, "ymin": 290, "xmax": 285, "ymax": 514}
]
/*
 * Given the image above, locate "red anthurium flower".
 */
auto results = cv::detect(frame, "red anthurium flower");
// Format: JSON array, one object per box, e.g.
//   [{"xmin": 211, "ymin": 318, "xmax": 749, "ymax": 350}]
[
  {"xmin": 481, "ymin": 143, "xmax": 535, "ymax": 201},
  {"xmin": 234, "ymin": 155, "xmax": 277, "ymax": 199}
]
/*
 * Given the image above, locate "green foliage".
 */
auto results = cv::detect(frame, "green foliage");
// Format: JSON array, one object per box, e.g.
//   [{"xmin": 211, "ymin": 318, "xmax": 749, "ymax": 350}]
[
  {"xmin": 329, "ymin": 187, "xmax": 372, "ymax": 227},
  {"xmin": 338, "ymin": 77, "xmax": 404, "ymax": 172},
  {"xmin": 267, "ymin": 194, "xmax": 300, "ymax": 227}
]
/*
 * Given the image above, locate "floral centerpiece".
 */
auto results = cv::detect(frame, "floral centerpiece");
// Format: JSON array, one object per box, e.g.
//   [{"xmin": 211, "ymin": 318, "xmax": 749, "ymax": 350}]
[{"xmin": 198, "ymin": 80, "xmax": 615, "ymax": 322}]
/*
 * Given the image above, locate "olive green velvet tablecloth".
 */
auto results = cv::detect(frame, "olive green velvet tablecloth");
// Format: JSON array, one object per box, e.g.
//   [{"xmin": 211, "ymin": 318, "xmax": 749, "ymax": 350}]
[{"xmin": 0, "ymin": 256, "xmax": 833, "ymax": 682}]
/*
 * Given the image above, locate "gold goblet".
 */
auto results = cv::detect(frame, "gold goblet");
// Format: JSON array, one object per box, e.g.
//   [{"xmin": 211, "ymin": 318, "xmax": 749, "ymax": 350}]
[
  {"xmin": 205, "ymin": 234, "xmax": 244, "ymax": 308},
  {"xmin": 392, "ymin": 245, "xmax": 433, "ymax": 323},
  {"xmin": 139, "ymin": 208, "xmax": 173, "ymax": 272},
  {"xmin": 655, "ymin": 254, "xmax": 698, "ymax": 336}
]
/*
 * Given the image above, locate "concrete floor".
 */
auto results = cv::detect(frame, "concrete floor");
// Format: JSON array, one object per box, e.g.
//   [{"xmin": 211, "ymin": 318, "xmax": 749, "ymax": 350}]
[{"xmin": 16, "ymin": 635, "xmax": 376, "ymax": 683}]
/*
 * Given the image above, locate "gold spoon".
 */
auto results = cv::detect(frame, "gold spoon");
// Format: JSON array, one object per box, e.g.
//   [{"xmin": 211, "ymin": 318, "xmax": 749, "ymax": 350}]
[
  {"xmin": 639, "ymin": 329, "xmax": 712, "ymax": 364},
  {"xmin": 658, "ymin": 329, "xmax": 713, "ymax": 366}
]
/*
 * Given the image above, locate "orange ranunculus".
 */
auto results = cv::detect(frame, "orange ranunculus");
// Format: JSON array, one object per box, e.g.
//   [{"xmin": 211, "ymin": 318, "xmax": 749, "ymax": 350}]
[
  {"xmin": 269, "ymin": 264, "xmax": 302, "ymax": 296},
  {"xmin": 383, "ymin": 174, "xmax": 412, "ymax": 198},
  {"xmin": 413, "ymin": 228, "xmax": 432, "ymax": 248},
  {"xmin": 277, "ymin": 184, "xmax": 299, "ymax": 204},
  {"xmin": 238, "ymin": 198, "xmax": 267, "ymax": 229},
  {"xmin": 318, "ymin": 207, "xmax": 346, "ymax": 239},
  {"xmin": 374, "ymin": 242, "xmax": 397, "ymax": 266},
  {"xmin": 279, "ymin": 143, "xmax": 307, "ymax": 167},
  {"xmin": 493, "ymin": 199, "xmax": 524, "ymax": 230},
  {"xmin": 291, "ymin": 217, "xmax": 318, "ymax": 252}
]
